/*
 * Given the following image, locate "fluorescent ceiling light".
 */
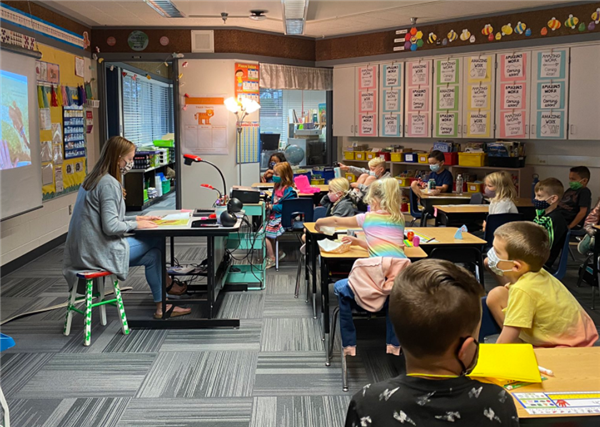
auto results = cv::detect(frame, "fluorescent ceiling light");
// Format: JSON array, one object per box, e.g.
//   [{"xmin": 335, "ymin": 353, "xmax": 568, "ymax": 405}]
[
  {"xmin": 282, "ymin": 0, "xmax": 309, "ymax": 35},
  {"xmin": 144, "ymin": 0, "xmax": 185, "ymax": 18}
]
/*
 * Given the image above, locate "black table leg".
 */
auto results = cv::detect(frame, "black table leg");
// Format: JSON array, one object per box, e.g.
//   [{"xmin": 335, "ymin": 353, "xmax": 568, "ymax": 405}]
[
  {"xmin": 311, "ymin": 234, "xmax": 318, "ymax": 319},
  {"xmin": 304, "ymin": 231, "xmax": 310, "ymax": 304},
  {"xmin": 321, "ymin": 260, "xmax": 331, "ymax": 365}
]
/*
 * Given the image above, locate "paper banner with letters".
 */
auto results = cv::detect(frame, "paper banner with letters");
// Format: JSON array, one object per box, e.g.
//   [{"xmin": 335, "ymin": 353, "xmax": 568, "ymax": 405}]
[
  {"xmin": 467, "ymin": 56, "xmax": 492, "ymax": 83},
  {"xmin": 500, "ymin": 111, "xmax": 527, "ymax": 138},
  {"xmin": 498, "ymin": 52, "xmax": 529, "ymax": 139},
  {"xmin": 436, "ymin": 59, "xmax": 459, "ymax": 85},
  {"xmin": 537, "ymin": 50, "xmax": 566, "ymax": 80},
  {"xmin": 406, "ymin": 113, "xmax": 429, "ymax": 137},
  {"xmin": 358, "ymin": 65, "xmax": 377, "ymax": 90},
  {"xmin": 436, "ymin": 112, "xmax": 458, "ymax": 137},
  {"xmin": 466, "ymin": 111, "xmax": 491, "ymax": 137},
  {"xmin": 358, "ymin": 114, "xmax": 377, "ymax": 136},
  {"xmin": 382, "ymin": 63, "xmax": 402, "ymax": 88},
  {"xmin": 536, "ymin": 111, "xmax": 564, "ymax": 139},
  {"xmin": 501, "ymin": 52, "xmax": 527, "ymax": 81},
  {"xmin": 381, "ymin": 114, "xmax": 401, "ymax": 137}
]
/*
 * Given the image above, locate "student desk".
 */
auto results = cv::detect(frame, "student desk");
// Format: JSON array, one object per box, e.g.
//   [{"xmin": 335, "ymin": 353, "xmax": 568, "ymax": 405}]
[
  {"xmin": 511, "ymin": 347, "xmax": 600, "ymax": 425},
  {"xmin": 130, "ymin": 210, "xmax": 245, "ymax": 329},
  {"xmin": 434, "ymin": 198, "xmax": 535, "ymax": 224},
  {"xmin": 252, "ymin": 182, "xmax": 329, "ymax": 197}
]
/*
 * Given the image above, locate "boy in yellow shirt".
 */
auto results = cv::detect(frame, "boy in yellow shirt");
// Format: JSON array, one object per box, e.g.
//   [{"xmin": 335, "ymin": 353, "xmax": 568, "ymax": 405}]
[{"xmin": 486, "ymin": 221, "xmax": 598, "ymax": 347}]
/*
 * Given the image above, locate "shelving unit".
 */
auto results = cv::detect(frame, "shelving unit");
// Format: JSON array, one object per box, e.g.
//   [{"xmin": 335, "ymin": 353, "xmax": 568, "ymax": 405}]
[
  {"xmin": 124, "ymin": 162, "xmax": 176, "ymax": 211},
  {"xmin": 342, "ymin": 159, "xmax": 533, "ymax": 198}
]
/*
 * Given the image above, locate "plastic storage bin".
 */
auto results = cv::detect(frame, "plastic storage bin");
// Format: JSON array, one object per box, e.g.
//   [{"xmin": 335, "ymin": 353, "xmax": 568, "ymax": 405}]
[
  {"xmin": 488, "ymin": 156, "xmax": 526, "ymax": 168},
  {"xmin": 343, "ymin": 151, "xmax": 355, "ymax": 160},
  {"xmin": 458, "ymin": 152, "xmax": 487, "ymax": 167},
  {"xmin": 404, "ymin": 153, "xmax": 418, "ymax": 163},
  {"xmin": 366, "ymin": 152, "xmax": 377, "ymax": 161},
  {"xmin": 162, "ymin": 180, "xmax": 171, "ymax": 195},
  {"xmin": 467, "ymin": 182, "xmax": 483, "ymax": 193},
  {"xmin": 418, "ymin": 153, "xmax": 429, "ymax": 164},
  {"xmin": 443, "ymin": 152, "xmax": 459, "ymax": 165},
  {"xmin": 390, "ymin": 152, "xmax": 404, "ymax": 162},
  {"xmin": 354, "ymin": 151, "xmax": 367, "ymax": 160},
  {"xmin": 346, "ymin": 173, "xmax": 357, "ymax": 183},
  {"xmin": 311, "ymin": 178, "xmax": 325, "ymax": 185},
  {"xmin": 378, "ymin": 152, "xmax": 391, "ymax": 161},
  {"xmin": 396, "ymin": 177, "xmax": 411, "ymax": 187}
]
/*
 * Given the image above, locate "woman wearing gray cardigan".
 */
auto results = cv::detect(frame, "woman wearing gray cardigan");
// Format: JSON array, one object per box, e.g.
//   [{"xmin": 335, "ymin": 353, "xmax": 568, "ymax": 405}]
[{"xmin": 63, "ymin": 136, "xmax": 191, "ymax": 319}]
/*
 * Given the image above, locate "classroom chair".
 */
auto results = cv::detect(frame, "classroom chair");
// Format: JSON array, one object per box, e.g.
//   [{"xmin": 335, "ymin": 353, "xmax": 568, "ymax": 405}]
[
  {"xmin": 470, "ymin": 193, "xmax": 485, "ymax": 204},
  {"xmin": 483, "ymin": 213, "xmax": 523, "ymax": 248},
  {"xmin": 429, "ymin": 247, "xmax": 485, "ymax": 286},
  {"xmin": 552, "ymin": 231, "xmax": 571, "ymax": 280},
  {"xmin": 277, "ymin": 198, "xmax": 314, "ymax": 271},
  {"xmin": 64, "ymin": 270, "xmax": 130, "ymax": 346},
  {"xmin": 295, "ymin": 206, "xmax": 326, "ymax": 298},
  {"xmin": 0, "ymin": 333, "xmax": 15, "ymax": 427},
  {"xmin": 409, "ymin": 188, "xmax": 424, "ymax": 226},
  {"xmin": 568, "ymin": 228, "xmax": 587, "ymax": 261},
  {"xmin": 577, "ymin": 254, "xmax": 599, "ymax": 309}
]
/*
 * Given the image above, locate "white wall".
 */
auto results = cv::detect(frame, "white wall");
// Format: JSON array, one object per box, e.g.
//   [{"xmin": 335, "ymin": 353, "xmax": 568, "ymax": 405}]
[
  {"xmin": 337, "ymin": 136, "xmax": 600, "ymax": 201},
  {"xmin": 179, "ymin": 59, "xmax": 260, "ymax": 209},
  {"xmin": 1, "ymin": 57, "xmax": 100, "ymax": 267}
]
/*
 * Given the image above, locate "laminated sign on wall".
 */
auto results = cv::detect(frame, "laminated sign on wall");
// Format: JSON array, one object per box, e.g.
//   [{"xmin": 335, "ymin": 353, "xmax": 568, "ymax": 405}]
[{"xmin": 182, "ymin": 96, "xmax": 229, "ymax": 155}]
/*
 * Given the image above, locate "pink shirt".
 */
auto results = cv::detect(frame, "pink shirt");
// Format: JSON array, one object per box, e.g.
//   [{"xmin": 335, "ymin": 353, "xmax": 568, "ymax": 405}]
[{"xmin": 356, "ymin": 210, "xmax": 406, "ymax": 258}]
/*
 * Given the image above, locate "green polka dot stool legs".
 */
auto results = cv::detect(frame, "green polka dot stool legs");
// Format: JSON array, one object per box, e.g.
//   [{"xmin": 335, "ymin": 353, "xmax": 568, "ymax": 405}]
[{"xmin": 64, "ymin": 271, "xmax": 130, "ymax": 346}]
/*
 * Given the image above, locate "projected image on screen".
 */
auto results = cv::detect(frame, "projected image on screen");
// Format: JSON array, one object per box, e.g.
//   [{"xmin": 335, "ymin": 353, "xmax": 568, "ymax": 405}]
[{"xmin": 0, "ymin": 70, "xmax": 31, "ymax": 170}]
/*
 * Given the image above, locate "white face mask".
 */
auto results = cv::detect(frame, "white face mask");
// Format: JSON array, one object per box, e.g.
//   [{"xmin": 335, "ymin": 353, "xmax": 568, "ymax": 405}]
[
  {"xmin": 487, "ymin": 247, "xmax": 515, "ymax": 276},
  {"xmin": 120, "ymin": 160, "xmax": 134, "ymax": 175}
]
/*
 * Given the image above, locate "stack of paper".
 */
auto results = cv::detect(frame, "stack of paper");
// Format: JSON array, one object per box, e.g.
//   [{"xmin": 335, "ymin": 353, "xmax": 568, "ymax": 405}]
[{"xmin": 469, "ymin": 343, "xmax": 542, "ymax": 385}]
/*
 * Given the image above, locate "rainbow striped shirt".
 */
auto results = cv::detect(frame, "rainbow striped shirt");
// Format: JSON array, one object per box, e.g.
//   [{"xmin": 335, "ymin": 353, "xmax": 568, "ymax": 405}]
[{"xmin": 356, "ymin": 211, "xmax": 406, "ymax": 258}]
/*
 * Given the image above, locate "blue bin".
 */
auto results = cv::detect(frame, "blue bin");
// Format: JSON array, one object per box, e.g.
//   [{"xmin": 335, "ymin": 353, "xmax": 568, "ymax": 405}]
[
  {"xmin": 320, "ymin": 168, "xmax": 335, "ymax": 184},
  {"xmin": 0, "ymin": 333, "xmax": 15, "ymax": 352}
]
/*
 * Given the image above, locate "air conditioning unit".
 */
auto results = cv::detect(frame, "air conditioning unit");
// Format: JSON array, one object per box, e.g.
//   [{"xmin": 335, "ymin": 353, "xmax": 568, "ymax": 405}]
[{"xmin": 191, "ymin": 30, "xmax": 214, "ymax": 53}]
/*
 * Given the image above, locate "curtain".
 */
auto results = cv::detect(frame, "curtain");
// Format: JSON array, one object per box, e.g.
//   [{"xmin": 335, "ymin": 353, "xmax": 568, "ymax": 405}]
[{"xmin": 260, "ymin": 63, "xmax": 332, "ymax": 91}]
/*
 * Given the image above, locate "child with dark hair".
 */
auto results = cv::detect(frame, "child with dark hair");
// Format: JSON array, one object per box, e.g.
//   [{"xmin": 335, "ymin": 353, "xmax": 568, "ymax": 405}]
[
  {"xmin": 558, "ymin": 166, "xmax": 592, "ymax": 229},
  {"xmin": 346, "ymin": 259, "xmax": 519, "ymax": 427},
  {"xmin": 261, "ymin": 152, "xmax": 287, "ymax": 183},
  {"xmin": 410, "ymin": 150, "xmax": 454, "ymax": 197}
]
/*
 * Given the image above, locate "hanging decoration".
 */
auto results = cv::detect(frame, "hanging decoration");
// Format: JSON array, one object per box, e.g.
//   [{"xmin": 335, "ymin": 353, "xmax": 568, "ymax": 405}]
[
  {"xmin": 548, "ymin": 17, "xmax": 561, "ymax": 31},
  {"xmin": 447, "ymin": 29, "xmax": 458, "ymax": 42},
  {"xmin": 514, "ymin": 22, "xmax": 527, "ymax": 35},
  {"xmin": 459, "ymin": 29, "xmax": 471, "ymax": 41},
  {"xmin": 564, "ymin": 14, "xmax": 579, "ymax": 29},
  {"xmin": 501, "ymin": 23, "xmax": 513, "ymax": 35}
]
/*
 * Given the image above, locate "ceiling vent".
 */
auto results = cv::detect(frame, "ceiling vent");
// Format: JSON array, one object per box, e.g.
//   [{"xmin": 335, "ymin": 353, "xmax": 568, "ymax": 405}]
[
  {"xmin": 282, "ymin": 0, "xmax": 309, "ymax": 35},
  {"xmin": 191, "ymin": 30, "xmax": 214, "ymax": 53},
  {"xmin": 143, "ymin": 0, "xmax": 185, "ymax": 18}
]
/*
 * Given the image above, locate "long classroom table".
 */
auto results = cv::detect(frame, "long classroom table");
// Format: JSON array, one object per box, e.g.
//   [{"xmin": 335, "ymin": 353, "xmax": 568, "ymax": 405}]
[{"xmin": 434, "ymin": 198, "xmax": 536, "ymax": 224}]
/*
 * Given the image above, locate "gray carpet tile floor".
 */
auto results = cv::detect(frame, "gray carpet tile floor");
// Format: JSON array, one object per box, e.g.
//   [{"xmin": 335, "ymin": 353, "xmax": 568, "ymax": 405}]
[{"xmin": 1, "ymin": 238, "xmax": 598, "ymax": 427}]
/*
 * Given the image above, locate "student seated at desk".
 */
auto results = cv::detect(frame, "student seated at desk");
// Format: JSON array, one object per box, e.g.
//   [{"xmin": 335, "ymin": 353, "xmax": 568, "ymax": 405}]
[
  {"xmin": 316, "ymin": 178, "xmax": 406, "ymax": 356},
  {"xmin": 410, "ymin": 150, "xmax": 453, "ymax": 197},
  {"xmin": 485, "ymin": 221, "xmax": 598, "ymax": 347},
  {"xmin": 260, "ymin": 152, "xmax": 286, "ymax": 183},
  {"xmin": 265, "ymin": 161, "xmax": 298, "ymax": 269},
  {"xmin": 63, "ymin": 136, "xmax": 191, "ymax": 319},
  {"xmin": 578, "ymin": 198, "xmax": 600, "ymax": 254},
  {"xmin": 482, "ymin": 171, "xmax": 518, "ymax": 232},
  {"xmin": 346, "ymin": 259, "xmax": 519, "ymax": 427},
  {"xmin": 558, "ymin": 166, "xmax": 592, "ymax": 230}
]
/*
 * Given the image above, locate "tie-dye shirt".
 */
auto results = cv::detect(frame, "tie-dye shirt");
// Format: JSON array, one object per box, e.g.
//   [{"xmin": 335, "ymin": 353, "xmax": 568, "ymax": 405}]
[{"xmin": 356, "ymin": 210, "xmax": 406, "ymax": 258}]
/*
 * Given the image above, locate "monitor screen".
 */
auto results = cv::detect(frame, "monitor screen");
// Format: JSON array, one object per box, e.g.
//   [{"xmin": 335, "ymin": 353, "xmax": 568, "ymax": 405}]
[{"xmin": 260, "ymin": 133, "xmax": 280, "ymax": 151}]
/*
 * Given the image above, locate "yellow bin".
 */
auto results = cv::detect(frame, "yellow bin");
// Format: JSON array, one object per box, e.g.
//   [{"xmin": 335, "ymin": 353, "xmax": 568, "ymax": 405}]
[
  {"xmin": 458, "ymin": 152, "xmax": 487, "ymax": 167},
  {"xmin": 390, "ymin": 152, "xmax": 404, "ymax": 162},
  {"xmin": 346, "ymin": 173, "xmax": 357, "ymax": 183},
  {"xmin": 467, "ymin": 182, "xmax": 483, "ymax": 193},
  {"xmin": 343, "ymin": 151, "xmax": 355, "ymax": 160},
  {"xmin": 354, "ymin": 151, "xmax": 367, "ymax": 160},
  {"xmin": 418, "ymin": 153, "xmax": 429, "ymax": 164},
  {"xmin": 396, "ymin": 177, "xmax": 411, "ymax": 187}
]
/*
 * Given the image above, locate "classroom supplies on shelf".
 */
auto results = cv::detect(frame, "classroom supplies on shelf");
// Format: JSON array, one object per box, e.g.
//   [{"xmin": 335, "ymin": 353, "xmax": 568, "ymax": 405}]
[{"xmin": 459, "ymin": 152, "xmax": 487, "ymax": 167}]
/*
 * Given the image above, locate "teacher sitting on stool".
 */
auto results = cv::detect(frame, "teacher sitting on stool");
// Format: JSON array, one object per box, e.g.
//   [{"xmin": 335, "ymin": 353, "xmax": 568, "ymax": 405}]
[{"xmin": 63, "ymin": 136, "xmax": 191, "ymax": 319}]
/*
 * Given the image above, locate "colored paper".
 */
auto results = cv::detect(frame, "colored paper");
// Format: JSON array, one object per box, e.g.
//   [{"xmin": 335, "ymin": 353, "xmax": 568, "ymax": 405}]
[
  {"xmin": 537, "ymin": 111, "xmax": 564, "ymax": 139},
  {"xmin": 500, "ymin": 111, "xmax": 526, "ymax": 138},
  {"xmin": 383, "ymin": 64, "xmax": 401, "ymax": 87},
  {"xmin": 469, "ymin": 85, "xmax": 490, "ymax": 110},
  {"xmin": 381, "ymin": 114, "xmax": 400, "ymax": 137},
  {"xmin": 538, "ymin": 82, "xmax": 565, "ymax": 110},
  {"xmin": 538, "ymin": 50, "xmax": 566, "ymax": 79},
  {"xmin": 408, "ymin": 62, "xmax": 429, "ymax": 86},
  {"xmin": 514, "ymin": 392, "xmax": 600, "ymax": 416},
  {"xmin": 234, "ymin": 62, "xmax": 260, "ymax": 104},
  {"xmin": 359, "ymin": 114, "xmax": 377, "ymax": 136},
  {"xmin": 468, "ymin": 56, "xmax": 492, "ymax": 82},
  {"xmin": 437, "ymin": 59, "xmax": 459, "ymax": 85},
  {"xmin": 407, "ymin": 113, "xmax": 428, "ymax": 137},
  {"xmin": 237, "ymin": 121, "xmax": 260, "ymax": 164},
  {"xmin": 408, "ymin": 87, "xmax": 429, "ymax": 111},
  {"xmin": 436, "ymin": 112, "xmax": 458, "ymax": 137},
  {"xmin": 469, "ymin": 343, "xmax": 542, "ymax": 384},
  {"xmin": 501, "ymin": 83, "xmax": 526, "ymax": 110},
  {"xmin": 383, "ymin": 90, "xmax": 400, "ymax": 112},
  {"xmin": 358, "ymin": 66, "xmax": 376, "ymax": 89},
  {"xmin": 437, "ymin": 86, "xmax": 457, "ymax": 110},
  {"xmin": 467, "ymin": 111, "xmax": 491, "ymax": 137},
  {"xmin": 359, "ymin": 90, "xmax": 377, "ymax": 112},
  {"xmin": 501, "ymin": 53, "xmax": 527, "ymax": 81}
]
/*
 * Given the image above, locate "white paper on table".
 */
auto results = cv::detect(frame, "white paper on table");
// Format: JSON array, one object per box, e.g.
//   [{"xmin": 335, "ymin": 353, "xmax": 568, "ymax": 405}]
[
  {"xmin": 162, "ymin": 212, "xmax": 191, "ymax": 221},
  {"xmin": 320, "ymin": 226, "xmax": 336, "ymax": 236},
  {"xmin": 318, "ymin": 239, "xmax": 344, "ymax": 252}
]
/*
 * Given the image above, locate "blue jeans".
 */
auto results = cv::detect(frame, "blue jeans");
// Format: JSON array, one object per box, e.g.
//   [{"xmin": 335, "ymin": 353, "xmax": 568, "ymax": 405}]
[
  {"xmin": 479, "ymin": 296, "xmax": 502, "ymax": 342},
  {"xmin": 334, "ymin": 279, "xmax": 400, "ymax": 348},
  {"xmin": 127, "ymin": 236, "xmax": 163, "ymax": 302}
]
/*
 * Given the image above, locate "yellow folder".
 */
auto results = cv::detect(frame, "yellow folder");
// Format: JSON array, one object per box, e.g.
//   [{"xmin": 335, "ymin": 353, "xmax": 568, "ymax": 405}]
[{"xmin": 468, "ymin": 343, "xmax": 542, "ymax": 384}]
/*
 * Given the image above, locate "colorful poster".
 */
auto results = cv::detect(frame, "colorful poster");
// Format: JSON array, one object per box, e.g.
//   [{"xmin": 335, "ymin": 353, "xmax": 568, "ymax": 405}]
[
  {"xmin": 234, "ymin": 62, "xmax": 260, "ymax": 104},
  {"xmin": 468, "ymin": 57, "xmax": 491, "ymax": 82},
  {"xmin": 236, "ymin": 121, "xmax": 260, "ymax": 163},
  {"xmin": 467, "ymin": 112, "xmax": 490, "ymax": 137},
  {"xmin": 437, "ymin": 86, "xmax": 457, "ymax": 110},
  {"xmin": 183, "ymin": 96, "xmax": 230, "ymax": 155},
  {"xmin": 469, "ymin": 85, "xmax": 490, "ymax": 110},
  {"xmin": 500, "ymin": 111, "xmax": 526, "ymax": 138},
  {"xmin": 408, "ymin": 87, "xmax": 429, "ymax": 111},
  {"xmin": 358, "ymin": 66, "xmax": 376, "ymax": 89},
  {"xmin": 501, "ymin": 83, "xmax": 526, "ymax": 110},
  {"xmin": 514, "ymin": 391, "xmax": 600, "ymax": 416},
  {"xmin": 501, "ymin": 53, "xmax": 527, "ymax": 81},
  {"xmin": 383, "ymin": 64, "xmax": 401, "ymax": 87},
  {"xmin": 537, "ymin": 111, "xmax": 564, "ymax": 139},
  {"xmin": 407, "ymin": 113, "xmax": 428, "ymax": 137},
  {"xmin": 360, "ymin": 90, "xmax": 377, "ymax": 112},
  {"xmin": 538, "ymin": 51, "xmax": 566, "ymax": 79},
  {"xmin": 436, "ymin": 112, "xmax": 457, "ymax": 137},
  {"xmin": 383, "ymin": 90, "xmax": 400, "ymax": 112},
  {"xmin": 437, "ymin": 59, "xmax": 459, "ymax": 85},
  {"xmin": 381, "ymin": 114, "xmax": 400, "ymax": 137},
  {"xmin": 359, "ymin": 114, "xmax": 377, "ymax": 136},
  {"xmin": 408, "ymin": 62, "xmax": 429, "ymax": 86},
  {"xmin": 538, "ymin": 82, "xmax": 565, "ymax": 109}
]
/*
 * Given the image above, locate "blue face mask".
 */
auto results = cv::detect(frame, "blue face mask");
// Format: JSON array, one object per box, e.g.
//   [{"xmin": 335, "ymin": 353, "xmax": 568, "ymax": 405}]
[
  {"xmin": 430, "ymin": 164, "xmax": 440, "ymax": 172},
  {"xmin": 273, "ymin": 176, "xmax": 281, "ymax": 183},
  {"xmin": 269, "ymin": 161, "xmax": 276, "ymax": 168}
]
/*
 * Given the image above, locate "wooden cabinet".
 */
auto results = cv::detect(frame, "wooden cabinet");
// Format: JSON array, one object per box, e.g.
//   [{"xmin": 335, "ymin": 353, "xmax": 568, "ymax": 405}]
[
  {"xmin": 333, "ymin": 66, "xmax": 357, "ymax": 137},
  {"xmin": 568, "ymin": 45, "xmax": 600, "ymax": 140}
]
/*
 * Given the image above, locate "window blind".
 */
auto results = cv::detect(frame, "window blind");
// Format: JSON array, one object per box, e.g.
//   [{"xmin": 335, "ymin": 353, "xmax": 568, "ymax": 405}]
[{"xmin": 122, "ymin": 71, "xmax": 173, "ymax": 146}]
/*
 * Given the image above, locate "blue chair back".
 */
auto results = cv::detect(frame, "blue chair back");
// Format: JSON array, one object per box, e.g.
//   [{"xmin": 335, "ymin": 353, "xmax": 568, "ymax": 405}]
[
  {"xmin": 484, "ymin": 213, "xmax": 524, "ymax": 247},
  {"xmin": 313, "ymin": 206, "xmax": 327, "ymax": 221},
  {"xmin": 409, "ymin": 188, "xmax": 422, "ymax": 219},
  {"xmin": 470, "ymin": 193, "xmax": 484, "ymax": 204},
  {"xmin": 553, "ymin": 230, "xmax": 571, "ymax": 280},
  {"xmin": 281, "ymin": 198, "xmax": 314, "ymax": 230}
]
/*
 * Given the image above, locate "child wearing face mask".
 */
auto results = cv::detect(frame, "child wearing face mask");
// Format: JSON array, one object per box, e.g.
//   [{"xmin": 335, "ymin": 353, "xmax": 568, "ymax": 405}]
[
  {"xmin": 320, "ymin": 178, "xmax": 355, "ymax": 217},
  {"xmin": 484, "ymin": 221, "xmax": 597, "ymax": 347},
  {"xmin": 260, "ymin": 152, "xmax": 287, "ymax": 183},
  {"xmin": 485, "ymin": 171, "xmax": 518, "ymax": 215},
  {"xmin": 532, "ymin": 178, "xmax": 569, "ymax": 271},
  {"xmin": 352, "ymin": 157, "xmax": 388, "ymax": 193},
  {"xmin": 346, "ymin": 259, "xmax": 520, "ymax": 427},
  {"xmin": 410, "ymin": 150, "xmax": 453, "ymax": 197},
  {"xmin": 558, "ymin": 166, "xmax": 592, "ymax": 230}
]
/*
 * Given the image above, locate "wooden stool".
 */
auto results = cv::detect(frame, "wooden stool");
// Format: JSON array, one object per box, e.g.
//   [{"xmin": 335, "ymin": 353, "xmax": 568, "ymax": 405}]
[{"xmin": 64, "ymin": 271, "xmax": 129, "ymax": 346}]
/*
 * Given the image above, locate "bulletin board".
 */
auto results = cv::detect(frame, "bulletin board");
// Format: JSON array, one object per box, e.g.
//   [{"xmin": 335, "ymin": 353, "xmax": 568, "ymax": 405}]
[{"xmin": 37, "ymin": 43, "xmax": 87, "ymax": 200}]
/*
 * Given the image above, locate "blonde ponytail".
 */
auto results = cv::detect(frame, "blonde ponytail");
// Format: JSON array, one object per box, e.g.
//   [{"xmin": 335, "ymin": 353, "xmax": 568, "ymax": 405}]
[{"xmin": 364, "ymin": 178, "xmax": 405, "ymax": 224}]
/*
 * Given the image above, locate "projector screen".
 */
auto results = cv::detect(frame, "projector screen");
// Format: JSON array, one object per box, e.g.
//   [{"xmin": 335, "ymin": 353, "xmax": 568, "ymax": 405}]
[{"xmin": 1, "ymin": 49, "xmax": 42, "ymax": 220}]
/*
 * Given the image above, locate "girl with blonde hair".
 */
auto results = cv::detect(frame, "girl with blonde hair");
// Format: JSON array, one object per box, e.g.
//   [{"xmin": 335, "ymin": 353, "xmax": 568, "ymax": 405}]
[
  {"xmin": 63, "ymin": 136, "xmax": 191, "ymax": 319},
  {"xmin": 320, "ymin": 177, "xmax": 355, "ymax": 217},
  {"xmin": 484, "ymin": 171, "xmax": 518, "ymax": 215}
]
